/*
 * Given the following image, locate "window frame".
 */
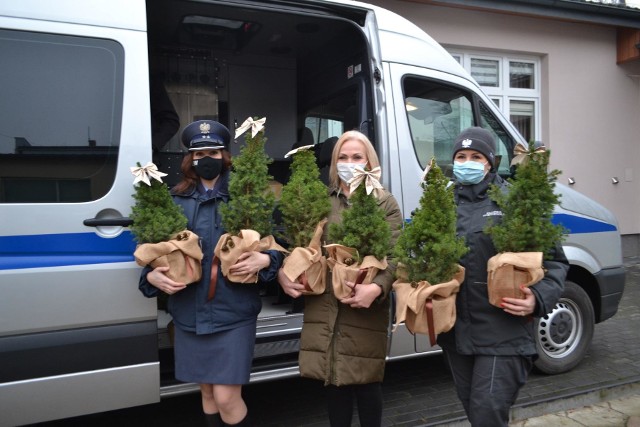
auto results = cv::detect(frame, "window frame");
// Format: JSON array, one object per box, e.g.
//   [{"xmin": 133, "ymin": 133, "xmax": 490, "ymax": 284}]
[{"xmin": 449, "ymin": 50, "xmax": 541, "ymax": 143}]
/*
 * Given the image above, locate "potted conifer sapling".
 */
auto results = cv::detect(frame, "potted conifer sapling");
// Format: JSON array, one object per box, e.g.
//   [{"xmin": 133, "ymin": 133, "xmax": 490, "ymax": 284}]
[
  {"xmin": 130, "ymin": 162, "xmax": 204, "ymax": 285},
  {"xmin": 214, "ymin": 117, "xmax": 286, "ymax": 283},
  {"xmin": 485, "ymin": 143, "xmax": 566, "ymax": 307},
  {"xmin": 392, "ymin": 159, "xmax": 468, "ymax": 345},
  {"xmin": 325, "ymin": 167, "xmax": 391, "ymax": 299},
  {"xmin": 279, "ymin": 145, "xmax": 331, "ymax": 295}
]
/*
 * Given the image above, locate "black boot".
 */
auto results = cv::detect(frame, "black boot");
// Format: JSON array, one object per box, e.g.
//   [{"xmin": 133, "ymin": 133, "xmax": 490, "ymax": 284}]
[
  {"xmin": 204, "ymin": 412, "xmax": 224, "ymax": 427},
  {"xmin": 226, "ymin": 413, "xmax": 251, "ymax": 427}
]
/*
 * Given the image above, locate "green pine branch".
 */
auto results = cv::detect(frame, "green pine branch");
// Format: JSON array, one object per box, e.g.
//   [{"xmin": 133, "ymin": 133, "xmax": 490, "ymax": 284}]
[
  {"xmin": 486, "ymin": 145, "xmax": 566, "ymax": 255},
  {"xmin": 328, "ymin": 184, "xmax": 392, "ymax": 263},
  {"xmin": 393, "ymin": 159, "xmax": 468, "ymax": 284},
  {"xmin": 220, "ymin": 124, "xmax": 275, "ymax": 237},
  {"xmin": 130, "ymin": 166, "xmax": 188, "ymax": 244},
  {"xmin": 279, "ymin": 149, "xmax": 331, "ymax": 247}
]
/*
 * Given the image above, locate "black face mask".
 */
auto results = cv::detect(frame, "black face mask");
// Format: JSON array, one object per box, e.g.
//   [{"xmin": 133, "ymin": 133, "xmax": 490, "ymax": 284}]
[{"xmin": 193, "ymin": 156, "xmax": 223, "ymax": 180}]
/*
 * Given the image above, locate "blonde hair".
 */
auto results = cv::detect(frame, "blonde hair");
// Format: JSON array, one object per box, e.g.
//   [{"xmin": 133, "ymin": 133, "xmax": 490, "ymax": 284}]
[{"xmin": 328, "ymin": 130, "xmax": 381, "ymax": 189}]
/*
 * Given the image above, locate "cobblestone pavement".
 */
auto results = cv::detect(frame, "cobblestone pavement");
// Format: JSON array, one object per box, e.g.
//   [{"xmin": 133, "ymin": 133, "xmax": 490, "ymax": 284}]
[
  {"xmin": 37, "ymin": 257, "xmax": 639, "ymax": 427},
  {"xmin": 242, "ymin": 256, "xmax": 640, "ymax": 426}
]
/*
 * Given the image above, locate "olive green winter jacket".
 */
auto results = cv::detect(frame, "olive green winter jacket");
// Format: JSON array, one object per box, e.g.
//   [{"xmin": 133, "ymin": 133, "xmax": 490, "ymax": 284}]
[{"xmin": 298, "ymin": 188, "xmax": 403, "ymax": 386}]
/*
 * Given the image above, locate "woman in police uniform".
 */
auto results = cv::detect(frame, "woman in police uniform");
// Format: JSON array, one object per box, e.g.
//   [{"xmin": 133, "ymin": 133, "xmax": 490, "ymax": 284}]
[
  {"xmin": 437, "ymin": 127, "xmax": 568, "ymax": 427},
  {"xmin": 139, "ymin": 120, "xmax": 284, "ymax": 427}
]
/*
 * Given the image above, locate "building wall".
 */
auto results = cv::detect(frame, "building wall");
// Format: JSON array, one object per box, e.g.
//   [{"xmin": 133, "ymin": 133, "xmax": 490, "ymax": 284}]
[{"xmin": 370, "ymin": 0, "xmax": 640, "ymax": 240}]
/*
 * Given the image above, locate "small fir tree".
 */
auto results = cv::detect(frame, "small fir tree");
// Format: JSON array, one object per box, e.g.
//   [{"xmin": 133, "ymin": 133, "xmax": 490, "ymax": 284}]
[
  {"xmin": 393, "ymin": 159, "xmax": 468, "ymax": 284},
  {"xmin": 220, "ymin": 122, "xmax": 275, "ymax": 237},
  {"xmin": 130, "ymin": 163, "xmax": 188, "ymax": 244},
  {"xmin": 486, "ymin": 145, "xmax": 565, "ymax": 255},
  {"xmin": 280, "ymin": 148, "xmax": 331, "ymax": 248},
  {"xmin": 328, "ymin": 184, "xmax": 391, "ymax": 263}
]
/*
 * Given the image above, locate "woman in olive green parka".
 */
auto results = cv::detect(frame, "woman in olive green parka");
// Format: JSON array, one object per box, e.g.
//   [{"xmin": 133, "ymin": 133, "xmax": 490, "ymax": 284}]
[{"xmin": 279, "ymin": 130, "xmax": 403, "ymax": 427}]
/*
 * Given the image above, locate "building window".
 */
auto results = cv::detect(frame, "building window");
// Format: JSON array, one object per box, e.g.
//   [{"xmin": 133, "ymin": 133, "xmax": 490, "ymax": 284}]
[
  {"xmin": 471, "ymin": 58, "xmax": 500, "ymax": 88},
  {"xmin": 449, "ymin": 51, "xmax": 540, "ymax": 143}
]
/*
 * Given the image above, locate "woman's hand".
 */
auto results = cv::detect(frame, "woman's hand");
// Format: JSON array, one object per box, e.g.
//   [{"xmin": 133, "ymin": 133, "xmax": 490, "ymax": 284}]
[
  {"xmin": 501, "ymin": 285, "xmax": 536, "ymax": 317},
  {"xmin": 277, "ymin": 268, "xmax": 305, "ymax": 298},
  {"xmin": 228, "ymin": 251, "xmax": 271, "ymax": 277},
  {"xmin": 146, "ymin": 266, "xmax": 187, "ymax": 295},
  {"xmin": 340, "ymin": 282, "xmax": 382, "ymax": 308}
]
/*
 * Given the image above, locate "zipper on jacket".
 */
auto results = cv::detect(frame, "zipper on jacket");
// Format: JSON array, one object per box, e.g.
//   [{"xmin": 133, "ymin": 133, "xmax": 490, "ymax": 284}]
[{"xmin": 328, "ymin": 306, "xmax": 341, "ymax": 386}]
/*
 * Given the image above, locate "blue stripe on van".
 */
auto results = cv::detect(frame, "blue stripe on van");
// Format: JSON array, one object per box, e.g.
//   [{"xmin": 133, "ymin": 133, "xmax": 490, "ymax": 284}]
[
  {"xmin": 0, "ymin": 232, "xmax": 136, "ymax": 270},
  {"xmin": 552, "ymin": 213, "xmax": 617, "ymax": 233}
]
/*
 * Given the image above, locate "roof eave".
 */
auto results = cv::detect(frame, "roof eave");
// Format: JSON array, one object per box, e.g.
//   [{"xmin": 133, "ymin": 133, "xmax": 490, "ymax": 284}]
[{"xmin": 411, "ymin": 0, "xmax": 640, "ymax": 29}]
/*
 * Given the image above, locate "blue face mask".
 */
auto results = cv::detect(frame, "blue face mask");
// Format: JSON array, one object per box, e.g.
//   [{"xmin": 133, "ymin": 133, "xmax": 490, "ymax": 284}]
[{"xmin": 453, "ymin": 160, "xmax": 487, "ymax": 185}]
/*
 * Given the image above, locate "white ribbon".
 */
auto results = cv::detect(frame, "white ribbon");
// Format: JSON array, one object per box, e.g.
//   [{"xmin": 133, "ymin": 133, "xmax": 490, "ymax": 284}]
[
  {"xmin": 349, "ymin": 166, "xmax": 384, "ymax": 198},
  {"xmin": 420, "ymin": 158, "xmax": 435, "ymax": 183},
  {"xmin": 235, "ymin": 117, "xmax": 266, "ymax": 139},
  {"xmin": 130, "ymin": 162, "xmax": 168, "ymax": 186},
  {"xmin": 284, "ymin": 144, "xmax": 314, "ymax": 159}
]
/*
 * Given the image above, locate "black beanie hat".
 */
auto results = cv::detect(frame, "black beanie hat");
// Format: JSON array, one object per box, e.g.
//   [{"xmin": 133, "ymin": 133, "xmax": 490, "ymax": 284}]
[{"xmin": 452, "ymin": 127, "xmax": 496, "ymax": 168}]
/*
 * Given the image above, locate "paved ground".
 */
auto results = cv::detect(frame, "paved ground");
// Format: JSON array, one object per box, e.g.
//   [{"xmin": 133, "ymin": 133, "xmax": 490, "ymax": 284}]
[
  {"xmin": 242, "ymin": 256, "xmax": 640, "ymax": 426},
  {"xmin": 37, "ymin": 257, "xmax": 640, "ymax": 426},
  {"xmin": 509, "ymin": 393, "xmax": 640, "ymax": 427}
]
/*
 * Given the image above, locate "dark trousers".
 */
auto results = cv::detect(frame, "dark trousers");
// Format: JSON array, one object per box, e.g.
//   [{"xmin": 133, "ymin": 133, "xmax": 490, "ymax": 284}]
[
  {"xmin": 443, "ymin": 350, "xmax": 532, "ymax": 427},
  {"xmin": 326, "ymin": 382, "xmax": 383, "ymax": 427}
]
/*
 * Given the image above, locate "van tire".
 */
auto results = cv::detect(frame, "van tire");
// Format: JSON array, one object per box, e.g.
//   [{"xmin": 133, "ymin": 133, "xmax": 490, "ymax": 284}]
[{"xmin": 533, "ymin": 281, "xmax": 595, "ymax": 374}]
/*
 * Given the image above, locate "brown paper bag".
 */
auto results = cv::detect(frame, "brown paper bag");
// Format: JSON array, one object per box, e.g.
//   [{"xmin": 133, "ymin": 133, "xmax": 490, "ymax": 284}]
[
  {"xmin": 134, "ymin": 230, "xmax": 204, "ymax": 285},
  {"xmin": 324, "ymin": 243, "xmax": 388, "ymax": 300},
  {"xmin": 214, "ymin": 229, "xmax": 287, "ymax": 284},
  {"xmin": 487, "ymin": 252, "xmax": 544, "ymax": 307},
  {"xmin": 281, "ymin": 219, "xmax": 328, "ymax": 295},
  {"xmin": 392, "ymin": 265, "xmax": 465, "ymax": 345}
]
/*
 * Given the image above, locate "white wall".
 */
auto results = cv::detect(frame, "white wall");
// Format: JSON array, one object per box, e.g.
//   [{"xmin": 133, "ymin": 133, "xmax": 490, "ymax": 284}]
[{"xmin": 370, "ymin": 0, "xmax": 640, "ymax": 236}]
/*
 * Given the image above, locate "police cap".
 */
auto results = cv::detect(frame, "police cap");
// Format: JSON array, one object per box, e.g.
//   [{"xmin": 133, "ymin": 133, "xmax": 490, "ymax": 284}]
[{"xmin": 181, "ymin": 120, "xmax": 230, "ymax": 151}]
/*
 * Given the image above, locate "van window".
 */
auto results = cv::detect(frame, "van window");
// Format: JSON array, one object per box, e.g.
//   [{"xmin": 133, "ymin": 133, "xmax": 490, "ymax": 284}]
[
  {"xmin": 478, "ymin": 101, "xmax": 516, "ymax": 176},
  {"xmin": 0, "ymin": 30, "xmax": 124, "ymax": 203},
  {"xmin": 403, "ymin": 76, "xmax": 515, "ymax": 177},
  {"xmin": 304, "ymin": 88, "xmax": 359, "ymax": 144},
  {"xmin": 403, "ymin": 77, "xmax": 473, "ymax": 175}
]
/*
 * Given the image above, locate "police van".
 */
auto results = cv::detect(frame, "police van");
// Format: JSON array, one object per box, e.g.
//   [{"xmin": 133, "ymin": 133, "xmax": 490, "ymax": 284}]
[{"xmin": 0, "ymin": 0, "xmax": 626, "ymax": 425}]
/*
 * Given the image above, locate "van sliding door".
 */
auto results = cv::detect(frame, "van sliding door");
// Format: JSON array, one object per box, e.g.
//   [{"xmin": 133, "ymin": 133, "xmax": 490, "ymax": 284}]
[{"xmin": 0, "ymin": 26, "xmax": 158, "ymax": 426}]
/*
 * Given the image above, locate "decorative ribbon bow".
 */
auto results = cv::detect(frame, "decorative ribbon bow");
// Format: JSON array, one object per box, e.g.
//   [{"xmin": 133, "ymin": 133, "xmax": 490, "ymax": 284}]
[
  {"xmin": 130, "ymin": 162, "xmax": 167, "ymax": 186},
  {"xmin": 420, "ymin": 158, "xmax": 434, "ymax": 183},
  {"xmin": 349, "ymin": 166, "xmax": 383, "ymax": 198},
  {"xmin": 235, "ymin": 117, "xmax": 267, "ymax": 140},
  {"xmin": 284, "ymin": 144, "xmax": 314, "ymax": 159},
  {"xmin": 511, "ymin": 143, "xmax": 546, "ymax": 167}
]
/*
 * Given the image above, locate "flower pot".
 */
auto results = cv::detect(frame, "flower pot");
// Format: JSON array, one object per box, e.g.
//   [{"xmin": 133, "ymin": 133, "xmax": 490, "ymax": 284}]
[
  {"xmin": 392, "ymin": 265, "xmax": 465, "ymax": 346},
  {"xmin": 324, "ymin": 243, "xmax": 388, "ymax": 300},
  {"xmin": 134, "ymin": 230, "xmax": 203, "ymax": 285},
  {"xmin": 281, "ymin": 219, "xmax": 327, "ymax": 295},
  {"xmin": 487, "ymin": 251, "xmax": 544, "ymax": 307},
  {"xmin": 214, "ymin": 229, "xmax": 287, "ymax": 284}
]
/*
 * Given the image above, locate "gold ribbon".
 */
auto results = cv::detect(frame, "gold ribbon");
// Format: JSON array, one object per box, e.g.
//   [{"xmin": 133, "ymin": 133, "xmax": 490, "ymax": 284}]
[
  {"xmin": 234, "ymin": 117, "xmax": 267, "ymax": 140},
  {"xmin": 349, "ymin": 166, "xmax": 384, "ymax": 198},
  {"xmin": 130, "ymin": 162, "xmax": 168, "ymax": 186},
  {"xmin": 284, "ymin": 144, "xmax": 314, "ymax": 159},
  {"xmin": 511, "ymin": 143, "xmax": 546, "ymax": 167}
]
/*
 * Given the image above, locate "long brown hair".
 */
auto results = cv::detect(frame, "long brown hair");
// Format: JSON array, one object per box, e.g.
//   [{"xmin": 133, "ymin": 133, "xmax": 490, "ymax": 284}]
[{"xmin": 172, "ymin": 150, "xmax": 232, "ymax": 194}]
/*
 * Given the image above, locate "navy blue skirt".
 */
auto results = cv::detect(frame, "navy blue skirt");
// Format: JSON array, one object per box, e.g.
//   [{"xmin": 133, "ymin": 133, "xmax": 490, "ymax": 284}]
[{"xmin": 174, "ymin": 321, "xmax": 257, "ymax": 385}]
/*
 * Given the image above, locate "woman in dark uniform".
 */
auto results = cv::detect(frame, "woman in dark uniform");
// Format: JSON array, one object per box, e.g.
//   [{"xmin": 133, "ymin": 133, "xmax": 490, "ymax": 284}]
[
  {"xmin": 438, "ymin": 127, "xmax": 568, "ymax": 427},
  {"xmin": 139, "ymin": 120, "xmax": 284, "ymax": 427}
]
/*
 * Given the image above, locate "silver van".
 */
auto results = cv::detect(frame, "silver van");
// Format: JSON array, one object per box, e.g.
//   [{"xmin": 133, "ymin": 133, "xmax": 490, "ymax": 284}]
[{"xmin": 0, "ymin": 0, "xmax": 625, "ymax": 425}]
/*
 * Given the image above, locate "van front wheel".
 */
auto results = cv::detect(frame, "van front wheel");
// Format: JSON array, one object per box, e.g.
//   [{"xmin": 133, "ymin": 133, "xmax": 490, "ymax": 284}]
[{"xmin": 533, "ymin": 281, "xmax": 595, "ymax": 374}]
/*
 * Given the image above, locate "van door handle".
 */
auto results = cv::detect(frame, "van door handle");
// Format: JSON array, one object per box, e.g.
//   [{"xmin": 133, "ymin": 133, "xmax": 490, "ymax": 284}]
[{"xmin": 83, "ymin": 217, "xmax": 133, "ymax": 227}]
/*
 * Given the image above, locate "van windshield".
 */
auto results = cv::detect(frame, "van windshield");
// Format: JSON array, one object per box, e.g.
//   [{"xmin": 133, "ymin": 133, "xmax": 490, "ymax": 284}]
[{"xmin": 402, "ymin": 76, "xmax": 515, "ymax": 177}]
